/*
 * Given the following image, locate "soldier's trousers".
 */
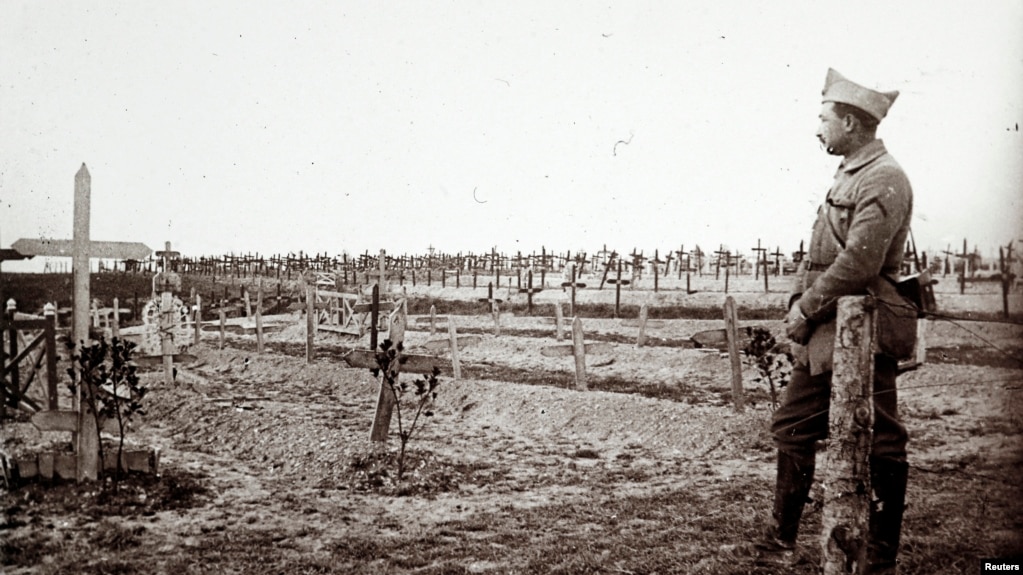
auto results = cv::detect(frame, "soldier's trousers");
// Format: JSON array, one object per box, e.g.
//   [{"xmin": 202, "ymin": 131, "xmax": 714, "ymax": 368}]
[{"xmin": 771, "ymin": 354, "xmax": 908, "ymax": 461}]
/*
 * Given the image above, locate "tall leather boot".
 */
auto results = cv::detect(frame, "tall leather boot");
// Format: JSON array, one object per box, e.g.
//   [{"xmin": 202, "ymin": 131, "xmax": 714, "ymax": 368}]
[
  {"xmin": 867, "ymin": 457, "xmax": 909, "ymax": 574},
  {"xmin": 755, "ymin": 449, "xmax": 816, "ymax": 566}
]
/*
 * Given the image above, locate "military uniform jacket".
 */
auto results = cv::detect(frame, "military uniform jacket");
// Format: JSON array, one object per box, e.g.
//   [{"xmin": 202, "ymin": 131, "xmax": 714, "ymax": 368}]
[{"xmin": 791, "ymin": 139, "xmax": 915, "ymax": 375}]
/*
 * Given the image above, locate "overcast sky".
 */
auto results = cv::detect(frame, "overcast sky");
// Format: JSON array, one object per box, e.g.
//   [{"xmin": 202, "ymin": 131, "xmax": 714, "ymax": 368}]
[{"xmin": 2, "ymin": 1, "xmax": 1021, "ymax": 271}]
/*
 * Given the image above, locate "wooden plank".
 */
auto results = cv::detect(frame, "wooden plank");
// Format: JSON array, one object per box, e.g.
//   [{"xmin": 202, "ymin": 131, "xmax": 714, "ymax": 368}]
[
  {"xmin": 690, "ymin": 326, "xmax": 755, "ymax": 351},
  {"xmin": 32, "ymin": 410, "xmax": 118, "ymax": 434},
  {"xmin": 3, "ymin": 331, "xmax": 45, "ymax": 376},
  {"xmin": 353, "ymin": 301, "xmax": 397, "ymax": 314},
  {"xmin": 12, "ymin": 238, "xmax": 151, "ymax": 260},
  {"xmin": 314, "ymin": 289, "xmax": 359, "ymax": 301},
  {"xmin": 133, "ymin": 354, "xmax": 198, "ymax": 367},
  {"xmin": 0, "ymin": 319, "xmax": 48, "ymax": 331},
  {"xmin": 540, "ymin": 341, "xmax": 612, "ymax": 358},
  {"xmin": 0, "ymin": 248, "xmax": 33, "ymax": 262},
  {"xmin": 619, "ymin": 318, "xmax": 666, "ymax": 328},
  {"xmin": 422, "ymin": 335, "xmax": 482, "ymax": 352},
  {"xmin": 342, "ymin": 349, "xmax": 451, "ymax": 375}
]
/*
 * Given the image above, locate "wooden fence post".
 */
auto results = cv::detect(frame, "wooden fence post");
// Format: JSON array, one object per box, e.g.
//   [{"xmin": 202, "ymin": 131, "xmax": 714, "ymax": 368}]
[
  {"xmin": 820, "ymin": 295, "xmax": 875, "ymax": 574},
  {"xmin": 636, "ymin": 303, "xmax": 649, "ymax": 348},
  {"xmin": 572, "ymin": 316, "xmax": 587, "ymax": 391},
  {"xmin": 218, "ymin": 308, "xmax": 226, "ymax": 350},
  {"xmin": 255, "ymin": 277, "xmax": 264, "ymax": 354},
  {"xmin": 44, "ymin": 303, "xmax": 58, "ymax": 409},
  {"xmin": 448, "ymin": 319, "xmax": 462, "ymax": 380},
  {"xmin": 193, "ymin": 294, "xmax": 201, "ymax": 344},
  {"xmin": 306, "ymin": 285, "xmax": 315, "ymax": 363},
  {"xmin": 723, "ymin": 296, "xmax": 744, "ymax": 412}
]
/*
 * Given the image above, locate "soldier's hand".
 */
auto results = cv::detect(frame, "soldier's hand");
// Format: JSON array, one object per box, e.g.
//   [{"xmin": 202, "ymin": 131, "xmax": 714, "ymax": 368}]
[{"xmin": 785, "ymin": 302, "xmax": 812, "ymax": 345}]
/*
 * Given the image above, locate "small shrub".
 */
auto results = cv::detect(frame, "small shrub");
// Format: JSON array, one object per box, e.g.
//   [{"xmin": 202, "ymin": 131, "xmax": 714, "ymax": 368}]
[
  {"xmin": 66, "ymin": 336, "xmax": 147, "ymax": 489},
  {"xmin": 742, "ymin": 327, "xmax": 793, "ymax": 408},
  {"xmin": 372, "ymin": 339, "xmax": 441, "ymax": 480}
]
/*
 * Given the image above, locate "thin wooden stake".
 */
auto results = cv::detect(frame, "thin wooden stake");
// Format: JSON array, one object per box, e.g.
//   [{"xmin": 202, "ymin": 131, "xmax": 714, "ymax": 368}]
[
  {"xmin": 112, "ymin": 297, "xmax": 121, "ymax": 339},
  {"xmin": 636, "ymin": 303, "xmax": 649, "ymax": 348},
  {"xmin": 723, "ymin": 296, "xmax": 745, "ymax": 412},
  {"xmin": 554, "ymin": 301, "xmax": 564, "ymax": 341},
  {"xmin": 448, "ymin": 319, "xmax": 461, "ymax": 380},
  {"xmin": 219, "ymin": 308, "xmax": 226, "ymax": 350},
  {"xmin": 571, "ymin": 316, "xmax": 587, "ymax": 390},
  {"xmin": 44, "ymin": 304, "xmax": 58, "ymax": 409},
  {"xmin": 192, "ymin": 295, "xmax": 201, "ymax": 344},
  {"xmin": 255, "ymin": 277, "xmax": 264, "ymax": 354},
  {"xmin": 306, "ymin": 285, "xmax": 315, "ymax": 363}
]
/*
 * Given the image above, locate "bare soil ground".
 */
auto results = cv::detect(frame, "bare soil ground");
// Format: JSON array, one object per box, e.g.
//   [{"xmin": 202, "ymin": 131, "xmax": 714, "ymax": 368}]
[{"xmin": 3, "ymin": 276, "xmax": 1022, "ymax": 574}]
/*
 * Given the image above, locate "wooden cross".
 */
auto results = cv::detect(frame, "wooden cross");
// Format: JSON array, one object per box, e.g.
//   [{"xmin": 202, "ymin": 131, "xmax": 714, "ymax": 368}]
[
  {"xmin": 661, "ymin": 250, "xmax": 673, "ymax": 277},
  {"xmin": 792, "ymin": 240, "xmax": 806, "ymax": 265},
  {"xmin": 999, "ymin": 243, "xmax": 1015, "ymax": 317},
  {"xmin": 940, "ymin": 243, "xmax": 954, "ymax": 276},
  {"xmin": 629, "ymin": 249, "xmax": 645, "ymax": 282},
  {"xmin": 539, "ymin": 317, "xmax": 611, "ymax": 391},
  {"xmin": 771, "ymin": 247, "xmax": 785, "ymax": 276},
  {"xmin": 598, "ymin": 250, "xmax": 618, "ymax": 290},
  {"xmin": 650, "ymin": 249, "xmax": 665, "ymax": 293},
  {"xmin": 478, "ymin": 282, "xmax": 503, "ymax": 314},
  {"xmin": 607, "ymin": 259, "xmax": 631, "ymax": 318},
  {"xmin": 573, "ymin": 251, "xmax": 589, "ymax": 274},
  {"xmin": 713, "ymin": 246, "xmax": 729, "ymax": 281},
  {"xmin": 518, "ymin": 270, "xmax": 543, "ymax": 315},
  {"xmin": 751, "ymin": 240, "xmax": 767, "ymax": 280},
  {"xmin": 675, "ymin": 244, "xmax": 686, "ymax": 280},
  {"xmin": 691, "ymin": 245, "xmax": 705, "ymax": 276},
  {"xmin": 561, "ymin": 264, "xmax": 586, "ymax": 316}
]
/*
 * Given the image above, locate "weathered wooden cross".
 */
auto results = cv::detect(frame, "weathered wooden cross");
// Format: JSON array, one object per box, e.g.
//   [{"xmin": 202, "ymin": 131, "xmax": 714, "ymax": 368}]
[
  {"xmin": 518, "ymin": 270, "xmax": 543, "ymax": 314},
  {"xmin": 607, "ymin": 259, "xmax": 631, "ymax": 318},
  {"xmin": 771, "ymin": 246, "xmax": 785, "ymax": 277},
  {"xmin": 561, "ymin": 264, "xmax": 586, "ymax": 316},
  {"xmin": 540, "ymin": 317, "xmax": 611, "ymax": 391},
  {"xmin": 598, "ymin": 250, "xmax": 618, "ymax": 290}
]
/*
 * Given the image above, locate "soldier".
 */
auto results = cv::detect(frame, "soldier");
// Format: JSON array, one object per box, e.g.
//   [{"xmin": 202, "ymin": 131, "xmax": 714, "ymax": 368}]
[{"xmin": 754, "ymin": 69, "xmax": 917, "ymax": 574}]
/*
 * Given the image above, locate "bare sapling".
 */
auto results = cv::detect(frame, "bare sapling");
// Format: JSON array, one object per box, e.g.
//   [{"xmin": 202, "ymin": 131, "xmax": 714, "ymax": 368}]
[{"xmin": 373, "ymin": 339, "xmax": 441, "ymax": 480}]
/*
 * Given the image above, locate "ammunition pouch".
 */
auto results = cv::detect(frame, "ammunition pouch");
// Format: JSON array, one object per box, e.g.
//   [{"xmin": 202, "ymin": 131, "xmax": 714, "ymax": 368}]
[{"xmin": 868, "ymin": 275, "xmax": 920, "ymax": 361}]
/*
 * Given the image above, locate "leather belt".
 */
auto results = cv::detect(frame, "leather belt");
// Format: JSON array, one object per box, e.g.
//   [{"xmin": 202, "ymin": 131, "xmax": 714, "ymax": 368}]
[{"xmin": 806, "ymin": 261, "xmax": 902, "ymax": 275}]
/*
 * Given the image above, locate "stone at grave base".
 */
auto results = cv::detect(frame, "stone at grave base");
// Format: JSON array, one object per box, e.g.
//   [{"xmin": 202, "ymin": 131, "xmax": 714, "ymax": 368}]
[
  {"xmin": 15, "ymin": 457, "xmax": 38, "ymax": 481},
  {"xmin": 36, "ymin": 453, "xmax": 78, "ymax": 480},
  {"xmin": 102, "ymin": 448, "xmax": 160, "ymax": 474},
  {"xmin": 13, "ymin": 448, "xmax": 159, "ymax": 482},
  {"xmin": 38, "ymin": 453, "xmax": 54, "ymax": 480}
]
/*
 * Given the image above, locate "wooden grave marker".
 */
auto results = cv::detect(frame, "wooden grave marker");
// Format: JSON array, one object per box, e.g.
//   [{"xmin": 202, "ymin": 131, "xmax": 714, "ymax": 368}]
[
  {"xmin": 540, "ymin": 317, "xmax": 610, "ymax": 391},
  {"xmin": 10, "ymin": 165, "xmax": 157, "ymax": 481},
  {"xmin": 607, "ymin": 259, "xmax": 630, "ymax": 318},
  {"xmin": 518, "ymin": 270, "xmax": 543, "ymax": 314},
  {"xmin": 561, "ymin": 263, "xmax": 586, "ymax": 316},
  {"xmin": 723, "ymin": 296, "xmax": 745, "ymax": 412}
]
